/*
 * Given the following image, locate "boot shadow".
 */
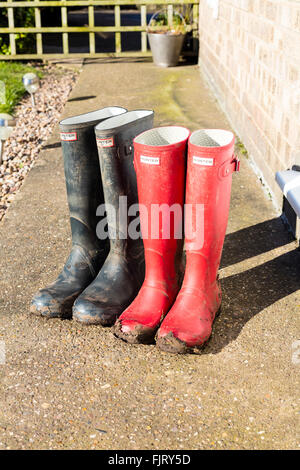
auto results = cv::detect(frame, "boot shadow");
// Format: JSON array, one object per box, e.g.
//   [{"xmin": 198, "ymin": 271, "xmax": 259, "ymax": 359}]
[
  {"xmin": 68, "ymin": 95, "xmax": 96, "ymax": 102},
  {"xmin": 42, "ymin": 142, "xmax": 61, "ymax": 150},
  {"xmin": 203, "ymin": 218, "xmax": 299, "ymax": 354},
  {"xmin": 221, "ymin": 217, "xmax": 294, "ymax": 269}
]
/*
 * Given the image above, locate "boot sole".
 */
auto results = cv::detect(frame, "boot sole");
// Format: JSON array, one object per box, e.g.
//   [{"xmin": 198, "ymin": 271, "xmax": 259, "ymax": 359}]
[
  {"xmin": 156, "ymin": 307, "xmax": 222, "ymax": 355},
  {"xmin": 73, "ymin": 312, "xmax": 116, "ymax": 327},
  {"xmin": 29, "ymin": 296, "xmax": 76, "ymax": 320},
  {"xmin": 113, "ymin": 320, "xmax": 157, "ymax": 345}
]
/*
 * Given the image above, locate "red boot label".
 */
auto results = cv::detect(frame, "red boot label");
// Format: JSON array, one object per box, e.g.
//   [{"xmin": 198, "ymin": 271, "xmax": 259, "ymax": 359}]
[
  {"xmin": 97, "ymin": 137, "xmax": 115, "ymax": 148},
  {"xmin": 140, "ymin": 155, "xmax": 160, "ymax": 165},
  {"xmin": 60, "ymin": 132, "xmax": 77, "ymax": 142},
  {"xmin": 193, "ymin": 156, "xmax": 214, "ymax": 166}
]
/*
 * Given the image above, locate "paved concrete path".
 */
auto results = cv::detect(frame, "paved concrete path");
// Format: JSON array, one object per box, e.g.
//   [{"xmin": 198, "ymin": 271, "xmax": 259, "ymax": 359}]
[{"xmin": 0, "ymin": 60, "xmax": 299, "ymax": 450}]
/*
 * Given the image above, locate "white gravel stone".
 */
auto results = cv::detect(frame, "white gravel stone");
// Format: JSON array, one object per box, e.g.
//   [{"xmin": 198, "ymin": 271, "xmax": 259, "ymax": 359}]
[{"xmin": 0, "ymin": 64, "xmax": 77, "ymax": 222}]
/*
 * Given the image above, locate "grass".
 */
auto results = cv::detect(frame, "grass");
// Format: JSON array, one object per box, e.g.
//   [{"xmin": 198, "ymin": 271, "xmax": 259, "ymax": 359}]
[
  {"xmin": 235, "ymin": 136, "xmax": 249, "ymax": 159},
  {"xmin": 0, "ymin": 62, "xmax": 43, "ymax": 114}
]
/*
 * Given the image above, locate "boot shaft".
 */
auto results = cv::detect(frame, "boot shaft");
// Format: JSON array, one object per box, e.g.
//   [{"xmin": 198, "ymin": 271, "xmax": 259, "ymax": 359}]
[
  {"xmin": 94, "ymin": 110, "xmax": 154, "ymax": 257},
  {"xmin": 133, "ymin": 126, "xmax": 190, "ymax": 285},
  {"xmin": 59, "ymin": 107, "xmax": 127, "ymax": 252},
  {"xmin": 184, "ymin": 129, "xmax": 239, "ymax": 283}
]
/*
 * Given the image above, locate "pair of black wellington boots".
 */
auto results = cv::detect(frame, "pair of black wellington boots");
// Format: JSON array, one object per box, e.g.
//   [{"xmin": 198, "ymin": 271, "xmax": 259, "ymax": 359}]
[{"xmin": 30, "ymin": 107, "xmax": 154, "ymax": 325}]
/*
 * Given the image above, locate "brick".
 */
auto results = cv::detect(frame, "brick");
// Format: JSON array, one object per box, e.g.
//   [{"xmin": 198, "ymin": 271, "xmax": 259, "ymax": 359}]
[
  {"xmin": 293, "ymin": 8, "xmax": 300, "ymax": 31},
  {"xmin": 265, "ymin": 1, "xmax": 278, "ymax": 22},
  {"xmin": 247, "ymin": 35, "xmax": 256, "ymax": 56},
  {"xmin": 283, "ymin": 116, "xmax": 289, "ymax": 138},
  {"xmin": 279, "ymin": 3, "xmax": 292, "ymax": 29},
  {"xmin": 268, "ymin": 75, "xmax": 277, "ymax": 95},
  {"xmin": 250, "ymin": 17, "xmax": 274, "ymax": 42},
  {"xmin": 234, "ymin": 9, "xmax": 241, "ymax": 25},
  {"xmin": 291, "ymin": 146, "xmax": 300, "ymax": 166},
  {"xmin": 287, "ymin": 118, "xmax": 300, "ymax": 146},
  {"xmin": 276, "ymin": 132, "xmax": 282, "ymax": 155},
  {"xmin": 273, "ymin": 105, "xmax": 283, "ymax": 130},
  {"xmin": 282, "ymin": 30, "xmax": 300, "ymax": 64},
  {"xmin": 289, "ymin": 65, "xmax": 299, "ymax": 82},
  {"xmin": 285, "ymin": 141, "xmax": 292, "ymax": 163},
  {"xmin": 219, "ymin": 4, "xmax": 232, "ymax": 22},
  {"xmin": 256, "ymin": 0, "xmax": 266, "ymax": 16}
]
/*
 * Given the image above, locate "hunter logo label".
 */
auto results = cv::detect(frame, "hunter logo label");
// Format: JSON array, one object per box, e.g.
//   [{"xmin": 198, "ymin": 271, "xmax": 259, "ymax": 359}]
[
  {"xmin": 193, "ymin": 156, "xmax": 214, "ymax": 166},
  {"xmin": 140, "ymin": 155, "xmax": 160, "ymax": 165},
  {"xmin": 97, "ymin": 137, "xmax": 114, "ymax": 148},
  {"xmin": 60, "ymin": 132, "xmax": 77, "ymax": 142}
]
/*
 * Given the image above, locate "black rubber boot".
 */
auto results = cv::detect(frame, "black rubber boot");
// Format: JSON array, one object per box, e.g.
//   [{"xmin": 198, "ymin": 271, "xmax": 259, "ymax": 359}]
[
  {"xmin": 73, "ymin": 110, "xmax": 154, "ymax": 325},
  {"xmin": 30, "ymin": 107, "xmax": 127, "ymax": 318}
]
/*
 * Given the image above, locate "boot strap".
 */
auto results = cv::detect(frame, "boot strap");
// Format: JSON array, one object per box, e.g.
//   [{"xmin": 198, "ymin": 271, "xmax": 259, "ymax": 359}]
[{"xmin": 219, "ymin": 155, "xmax": 240, "ymax": 178}]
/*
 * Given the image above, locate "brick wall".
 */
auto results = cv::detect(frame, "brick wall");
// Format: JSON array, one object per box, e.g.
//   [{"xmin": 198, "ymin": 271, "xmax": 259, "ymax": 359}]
[{"xmin": 198, "ymin": 0, "xmax": 300, "ymax": 206}]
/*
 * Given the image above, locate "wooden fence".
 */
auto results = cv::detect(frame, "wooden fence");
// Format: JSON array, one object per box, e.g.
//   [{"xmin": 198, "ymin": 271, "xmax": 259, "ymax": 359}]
[{"xmin": 0, "ymin": 0, "xmax": 199, "ymax": 59}]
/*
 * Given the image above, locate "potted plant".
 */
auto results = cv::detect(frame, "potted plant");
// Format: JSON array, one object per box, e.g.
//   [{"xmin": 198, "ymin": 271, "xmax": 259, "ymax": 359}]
[{"xmin": 147, "ymin": 10, "xmax": 187, "ymax": 68}]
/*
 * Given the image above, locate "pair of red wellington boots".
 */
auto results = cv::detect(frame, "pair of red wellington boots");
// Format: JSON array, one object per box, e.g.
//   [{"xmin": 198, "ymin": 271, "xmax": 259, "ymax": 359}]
[{"xmin": 114, "ymin": 126, "xmax": 239, "ymax": 354}]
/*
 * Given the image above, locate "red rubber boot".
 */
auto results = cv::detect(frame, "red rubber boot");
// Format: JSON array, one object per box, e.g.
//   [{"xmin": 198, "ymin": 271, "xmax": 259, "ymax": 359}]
[
  {"xmin": 113, "ymin": 126, "xmax": 190, "ymax": 344},
  {"xmin": 157, "ymin": 129, "xmax": 239, "ymax": 353}
]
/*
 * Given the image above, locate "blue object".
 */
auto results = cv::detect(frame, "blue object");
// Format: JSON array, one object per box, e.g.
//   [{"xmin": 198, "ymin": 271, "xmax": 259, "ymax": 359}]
[{"xmin": 276, "ymin": 170, "xmax": 300, "ymax": 218}]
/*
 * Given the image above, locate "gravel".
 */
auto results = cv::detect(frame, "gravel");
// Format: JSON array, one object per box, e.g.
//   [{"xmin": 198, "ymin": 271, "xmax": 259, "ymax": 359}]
[
  {"xmin": 0, "ymin": 64, "xmax": 78, "ymax": 222},
  {"xmin": 0, "ymin": 61, "xmax": 298, "ymax": 450}
]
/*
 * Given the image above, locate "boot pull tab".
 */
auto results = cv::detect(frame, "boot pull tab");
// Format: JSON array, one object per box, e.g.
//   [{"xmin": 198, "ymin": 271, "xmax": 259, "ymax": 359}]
[
  {"xmin": 233, "ymin": 155, "xmax": 240, "ymax": 172},
  {"xmin": 218, "ymin": 155, "xmax": 240, "ymax": 178}
]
